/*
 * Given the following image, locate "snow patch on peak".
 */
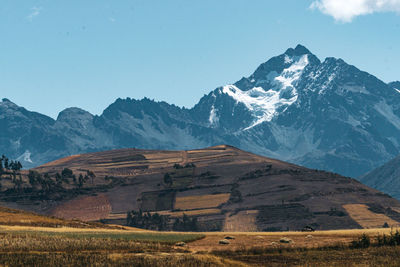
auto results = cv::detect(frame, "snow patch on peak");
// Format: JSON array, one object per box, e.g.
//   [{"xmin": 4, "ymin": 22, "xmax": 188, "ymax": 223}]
[
  {"xmin": 275, "ymin": 55, "xmax": 309, "ymax": 89},
  {"xmin": 284, "ymin": 55, "xmax": 293, "ymax": 64},
  {"xmin": 221, "ymin": 55, "xmax": 308, "ymax": 130},
  {"xmin": 17, "ymin": 150, "xmax": 33, "ymax": 164},
  {"xmin": 222, "ymin": 84, "xmax": 298, "ymax": 130},
  {"xmin": 395, "ymin": 88, "xmax": 400, "ymax": 94},
  {"xmin": 209, "ymin": 105, "xmax": 219, "ymax": 126}
]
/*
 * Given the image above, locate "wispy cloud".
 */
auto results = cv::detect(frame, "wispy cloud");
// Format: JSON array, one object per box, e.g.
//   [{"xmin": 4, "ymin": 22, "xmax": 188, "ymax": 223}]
[
  {"xmin": 27, "ymin": 6, "xmax": 42, "ymax": 21},
  {"xmin": 310, "ymin": 0, "xmax": 400, "ymax": 22},
  {"xmin": 109, "ymin": 17, "xmax": 116, "ymax": 23}
]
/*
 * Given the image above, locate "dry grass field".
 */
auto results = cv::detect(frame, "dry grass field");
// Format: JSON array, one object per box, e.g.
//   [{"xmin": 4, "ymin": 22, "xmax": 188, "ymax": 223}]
[
  {"xmin": 156, "ymin": 208, "xmax": 222, "ymax": 217},
  {"xmin": 0, "ymin": 206, "xmax": 112, "ymax": 229},
  {"xmin": 0, "ymin": 222, "xmax": 400, "ymax": 266},
  {"xmin": 0, "ymin": 205, "xmax": 399, "ymax": 266},
  {"xmin": 189, "ymin": 228, "xmax": 397, "ymax": 252},
  {"xmin": 343, "ymin": 204, "xmax": 400, "ymax": 228},
  {"xmin": 174, "ymin": 193, "xmax": 231, "ymax": 210}
]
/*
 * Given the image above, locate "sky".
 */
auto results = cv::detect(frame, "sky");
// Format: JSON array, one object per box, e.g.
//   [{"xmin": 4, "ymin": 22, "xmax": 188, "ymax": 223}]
[{"xmin": 0, "ymin": 0, "xmax": 399, "ymax": 119}]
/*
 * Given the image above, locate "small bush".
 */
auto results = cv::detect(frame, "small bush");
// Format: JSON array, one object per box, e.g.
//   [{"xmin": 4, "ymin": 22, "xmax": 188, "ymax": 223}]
[
  {"xmin": 351, "ymin": 234, "xmax": 370, "ymax": 248},
  {"xmin": 377, "ymin": 230, "xmax": 400, "ymax": 247}
]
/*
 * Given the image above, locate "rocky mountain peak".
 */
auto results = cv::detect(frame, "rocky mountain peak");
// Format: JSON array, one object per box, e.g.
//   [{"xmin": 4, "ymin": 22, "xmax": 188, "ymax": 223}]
[
  {"xmin": 0, "ymin": 98, "xmax": 19, "ymax": 109},
  {"xmin": 1, "ymin": 45, "xmax": 400, "ymax": 184},
  {"xmin": 57, "ymin": 107, "xmax": 94, "ymax": 121},
  {"xmin": 285, "ymin": 44, "xmax": 312, "ymax": 57}
]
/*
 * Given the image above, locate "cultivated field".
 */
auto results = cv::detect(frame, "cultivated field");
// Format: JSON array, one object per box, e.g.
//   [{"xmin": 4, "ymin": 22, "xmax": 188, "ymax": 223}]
[
  {"xmin": 0, "ymin": 205, "xmax": 112, "ymax": 229},
  {"xmin": 343, "ymin": 204, "xmax": 400, "ymax": 228},
  {"xmin": 6, "ymin": 145, "xmax": 400, "ymax": 233},
  {"xmin": 0, "ymin": 205, "xmax": 398, "ymax": 266},
  {"xmin": 174, "ymin": 193, "xmax": 231, "ymax": 210}
]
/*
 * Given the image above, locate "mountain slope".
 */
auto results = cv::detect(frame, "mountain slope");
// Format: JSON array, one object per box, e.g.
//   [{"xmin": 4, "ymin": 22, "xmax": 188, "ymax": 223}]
[
  {"xmin": 192, "ymin": 45, "xmax": 400, "ymax": 176},
  {"xmin": 360, "ymin": 155, "xmax": 400, "ymax": 199},
  {"xmin": 2, "ymin": 45, "xmax": 400, "ymax": 179},
  {"xmin": 3, "ymin": 146, "xmax": 400, "ymax": 231},
  {"xmin": 0, "ymin": 99, "xmax": 68, "ymax": 166},
  {"xmin": 389, "ymin": 81, "xmax": 400, "ymax": 92}
]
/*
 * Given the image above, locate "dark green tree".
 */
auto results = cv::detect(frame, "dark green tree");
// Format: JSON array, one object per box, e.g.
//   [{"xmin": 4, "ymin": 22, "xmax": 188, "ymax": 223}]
[{"xmin": 163, "ymin": 173, "xmax": 172, "ymax": 186}]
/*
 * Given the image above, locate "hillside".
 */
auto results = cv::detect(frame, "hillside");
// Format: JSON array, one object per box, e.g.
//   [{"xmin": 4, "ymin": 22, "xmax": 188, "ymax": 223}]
[
  {"xmin": 0, "ymin": 205, "xmax": 115, "ymax": 229},
  {"xmin": 1, "ymin": 45, "xmax": 400, "ymax": 178},
  {"xmin": 360, "ymin": 155, "xmax": 400, "ymax": 199},
  {"xmin": 1, "ymin": 145, "xmax": 400, "ymax": 231}
]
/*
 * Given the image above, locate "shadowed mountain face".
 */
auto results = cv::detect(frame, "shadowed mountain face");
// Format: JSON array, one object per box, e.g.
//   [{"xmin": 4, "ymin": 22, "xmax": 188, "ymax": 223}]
[
  {"xmin": 389, "ymin": 81, "xmax": 400, "ymax": 91},
  {"xmin": 360, "ymin": 155, "xmax": 400, "ymax": 199},
  {"xmin": 2, "ymin": 45, "xmax": 400, "ymax": 179},
  {"xmin": 4, "ymin": 146, "xmax": 400, "ymax": 231}
]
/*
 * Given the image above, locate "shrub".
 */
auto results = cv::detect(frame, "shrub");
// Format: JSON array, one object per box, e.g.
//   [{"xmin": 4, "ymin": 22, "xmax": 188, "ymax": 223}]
[{"xmin": 351, "ymin": 234, "xmax": 370, "ymax": 248}]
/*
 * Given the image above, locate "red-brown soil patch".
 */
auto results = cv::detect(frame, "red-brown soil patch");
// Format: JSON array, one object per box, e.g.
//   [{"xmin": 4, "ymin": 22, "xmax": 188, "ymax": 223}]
[{"xmin": 51, "ymin": 194, "xmax": 112, "ymax": 221}]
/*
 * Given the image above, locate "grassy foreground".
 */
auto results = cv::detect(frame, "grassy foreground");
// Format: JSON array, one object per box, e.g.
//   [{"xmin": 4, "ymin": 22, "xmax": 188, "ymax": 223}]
[
  {"xmin": 211, "ymin": 245, "xmax": 400, "ymax": 267},
  {"xmin": 0, "ymin": 226, "xmax": 215, "ymax": 267},
  {"xmin": 2, "ymin": 226, "xmax": 400, "ymax": 266}
]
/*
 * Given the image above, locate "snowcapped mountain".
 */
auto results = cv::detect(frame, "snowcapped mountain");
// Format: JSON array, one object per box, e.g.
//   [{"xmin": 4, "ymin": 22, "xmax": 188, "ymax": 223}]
[
  {"xmin": 1, "ymin": 45, "xmax": 400, "ymax": 179},
  {"xmin": 192, "ymin": 45, "xmax": 400, "ymax": 177}
]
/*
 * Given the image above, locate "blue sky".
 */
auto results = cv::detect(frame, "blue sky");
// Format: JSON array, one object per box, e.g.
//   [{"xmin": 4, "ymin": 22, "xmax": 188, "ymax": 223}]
[{"xmin": 1, "ymin": 0, "xmax": 399, "ymax": 118}]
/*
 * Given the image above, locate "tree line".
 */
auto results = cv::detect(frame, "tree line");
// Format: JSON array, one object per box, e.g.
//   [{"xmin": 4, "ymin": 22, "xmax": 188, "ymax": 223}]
[
  {"xmin": 0, "ymin": 166, "xmax": 96, "ymax": 197},
  {"xmin": 0, "ymin": 155, "xmax": 22, "ymax": 174},
  {"xmin": 126, "ymin": 210, "xmax": 198, "ymax": 231},
  {"xmin": 27, "ymin": 168, "xmax": 96, "ymax": 192}
]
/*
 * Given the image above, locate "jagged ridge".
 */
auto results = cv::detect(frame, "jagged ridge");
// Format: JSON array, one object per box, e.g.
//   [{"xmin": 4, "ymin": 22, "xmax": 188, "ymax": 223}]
[{"xmin": 1, "ymin": 45, "xmax": 400, "ymax": 183}]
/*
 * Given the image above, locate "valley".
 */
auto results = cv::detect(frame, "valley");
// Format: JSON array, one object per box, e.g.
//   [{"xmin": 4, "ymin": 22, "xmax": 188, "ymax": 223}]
[{"xmin": 2, "ymin": 2, "xmax": 400, "ymax": 265}]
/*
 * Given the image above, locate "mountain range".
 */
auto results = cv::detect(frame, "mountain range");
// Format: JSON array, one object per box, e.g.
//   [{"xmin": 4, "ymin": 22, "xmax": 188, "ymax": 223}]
[{"xmin": 1, "ymin": 45, "xmax": 400, "ymax": 179}]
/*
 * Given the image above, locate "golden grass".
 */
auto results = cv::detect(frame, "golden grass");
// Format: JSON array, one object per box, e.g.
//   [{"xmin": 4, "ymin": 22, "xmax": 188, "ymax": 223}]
[
  {"xmin": 212, "ymin": 245, "xmax": 400, "ymax": 267},
  {"xmin": 0, "ymin": 227, "xmax": 212, "ymax": 267},
  {"xmin": 343, "ymin": 204, "xmax": 400, "ymax": 229},
  {"xmin": 154, "ymin": 209, "xmax": 221, "ymax": 217},
  {"xmin": 174, "ymin": 194, "xmax": 230, "ymax": 210},
  {"xmin": 0, "ymin": 225, "xmax": 131, "ymax": 233},
  {"xmin": 200, "ymin": 228, "xmax": 398, "ymax": 236},
  {"xmin": 0, "ymin": 225, "xmax": 205, "ymax": 244},
  {"xmin": 391, "ymin": 207, "xmax": 400, "ymax": 214},
  {"xmin": 1, "ymin": 222, "xmax": 400, "ymax": 266},
  {"xmin": 186, "ymin": 228, "xmax": 400, "ymax": 253},
  {"xmin": 0, "ymin": 206, "xmax": 109, "ymax": 229},
  {"xmin": 106, "ymin": 213, "xmax": 128, "ymax": 219},
  {"xmin": 0, "ymin": 210, "xmax": 61, "ymax": 226}
]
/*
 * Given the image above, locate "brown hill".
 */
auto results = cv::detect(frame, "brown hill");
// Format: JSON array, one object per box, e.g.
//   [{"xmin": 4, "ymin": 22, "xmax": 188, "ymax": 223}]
[
  {"xmin": 0, "ymin": 205, "xmax": 116, "ymax": 229},
  {"xmin": 2, "ymin": 145, "xmax": 400, "ymax": 231}
]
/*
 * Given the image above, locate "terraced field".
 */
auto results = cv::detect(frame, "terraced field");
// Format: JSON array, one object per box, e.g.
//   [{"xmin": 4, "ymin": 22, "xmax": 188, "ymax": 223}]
[
  {"xmin": 343, "ymin": 204, "xmax": 400, "ymax": 228},
  {"xmin": 2, "ymin": 145, "xmax": 400, "ymax": 232},
  {"xmin": 174, "ymin": 194, "xmax": 230, "ymax": 210}
]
